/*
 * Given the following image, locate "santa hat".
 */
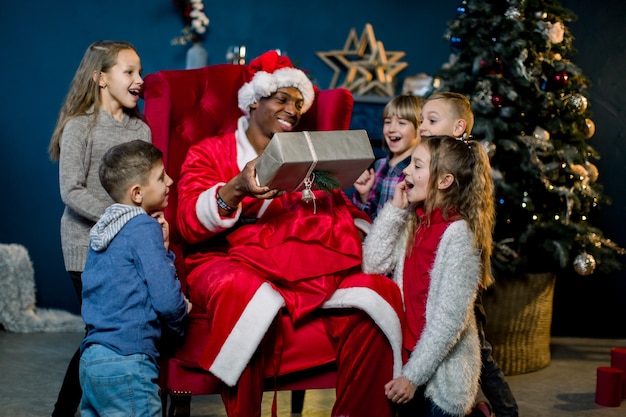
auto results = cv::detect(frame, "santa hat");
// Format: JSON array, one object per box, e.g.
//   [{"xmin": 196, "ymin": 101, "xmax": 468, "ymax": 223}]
[{"xmin": 238, "ymin": 50, "xmax": 315, "ymax": 116}]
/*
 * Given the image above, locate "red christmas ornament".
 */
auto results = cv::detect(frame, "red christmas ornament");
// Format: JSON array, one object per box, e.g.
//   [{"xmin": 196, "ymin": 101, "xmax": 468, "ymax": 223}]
[
  {"xmin": 480, "ymin": 58, "xmax": 503, "ymax": 75},
  {"xmin": 552, "ymin": 70, "xmax": 569, "ymax": 88},
  {"xmin": 491, "ymin": 94, "xmax": 503, "ymax": 107}
]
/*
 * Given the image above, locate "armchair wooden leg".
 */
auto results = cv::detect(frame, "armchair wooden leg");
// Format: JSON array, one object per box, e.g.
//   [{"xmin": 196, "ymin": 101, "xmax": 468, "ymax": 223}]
[
  {"xmin": 167, "ymin": 391, "xmax": 192, "ymax": 417},
  {"xmin": 291, "ymin": 390, "xmax": 306, "ymax": 414}
]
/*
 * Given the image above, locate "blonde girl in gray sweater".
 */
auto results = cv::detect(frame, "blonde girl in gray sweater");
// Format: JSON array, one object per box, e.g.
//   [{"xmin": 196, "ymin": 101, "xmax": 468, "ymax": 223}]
[
  {"xmin": 48, "ymin": 40, "xmax": 151, "ymax": 417},
  {"xmin": 363, "ymin": 135, "xmax": 495, "ymax": 417}
]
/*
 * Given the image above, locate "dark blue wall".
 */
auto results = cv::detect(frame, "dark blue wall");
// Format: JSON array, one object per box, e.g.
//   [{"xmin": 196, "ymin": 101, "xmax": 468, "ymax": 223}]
[
  {"xmin": 0, "ymin": 0, "xmax": 455, "ymax": 314},
  {"xmin": 1, "ymin": 0, "xmax": 624, "ymax": 336}
]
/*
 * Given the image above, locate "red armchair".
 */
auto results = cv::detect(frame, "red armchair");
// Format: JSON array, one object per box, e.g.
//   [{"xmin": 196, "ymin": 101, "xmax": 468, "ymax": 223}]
[{"xmin": 143, "ymin": 63, "xmax": 354, "ymax": 417}]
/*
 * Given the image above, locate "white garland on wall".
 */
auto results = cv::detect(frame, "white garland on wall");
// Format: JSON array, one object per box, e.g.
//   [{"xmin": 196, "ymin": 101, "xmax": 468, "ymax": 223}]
[{"xmin": 171, "ymin": 0, "xmax": 210, "ymax": 46}]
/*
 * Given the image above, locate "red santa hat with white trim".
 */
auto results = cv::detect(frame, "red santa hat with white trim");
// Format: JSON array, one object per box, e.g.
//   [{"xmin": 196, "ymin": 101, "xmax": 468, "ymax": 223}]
[{"xmin": 238, "ymin": 50, "xmax": 315, "ymax": 116}]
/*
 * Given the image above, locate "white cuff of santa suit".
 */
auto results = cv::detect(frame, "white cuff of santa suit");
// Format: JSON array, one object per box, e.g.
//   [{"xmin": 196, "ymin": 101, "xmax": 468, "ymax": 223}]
[{"xmin": 196, "ymin": 183, "xmax": 242, "ymax": 232}]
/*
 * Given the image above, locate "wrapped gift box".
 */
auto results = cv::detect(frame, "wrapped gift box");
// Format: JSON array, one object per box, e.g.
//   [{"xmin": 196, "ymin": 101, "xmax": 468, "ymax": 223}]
[{"xmin": 256, "ymin": 129, "xmax": 375, "ymax": 192}]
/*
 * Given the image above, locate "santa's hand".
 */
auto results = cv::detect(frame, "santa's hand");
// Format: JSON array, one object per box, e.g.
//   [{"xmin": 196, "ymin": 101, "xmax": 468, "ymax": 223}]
[{"xmin": 238, "ymin": 157, "xmax": 283, "ymax": 200}]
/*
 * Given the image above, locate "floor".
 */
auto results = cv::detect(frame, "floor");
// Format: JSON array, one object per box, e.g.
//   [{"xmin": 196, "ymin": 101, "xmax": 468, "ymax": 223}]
[{"xmin": 1, "ymin": 330, "xmax": 626, "ymax": 417}]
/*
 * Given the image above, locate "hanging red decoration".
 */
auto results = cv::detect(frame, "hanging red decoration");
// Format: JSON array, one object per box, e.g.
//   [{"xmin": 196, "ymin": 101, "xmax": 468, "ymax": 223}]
[{"xmin": 551, "ymin": 70, "xmax": 569, "ymax": 88}]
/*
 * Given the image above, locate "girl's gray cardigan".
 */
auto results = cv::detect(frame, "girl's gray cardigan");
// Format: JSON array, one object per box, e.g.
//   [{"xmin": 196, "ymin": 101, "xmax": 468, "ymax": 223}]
[
  {"xmin": 362, "ymin": 203, "xmax": 482, "ymax": 416},
  {"xmin": 58, "ymin": 109, "xmax": 151, "ymax": 272}
]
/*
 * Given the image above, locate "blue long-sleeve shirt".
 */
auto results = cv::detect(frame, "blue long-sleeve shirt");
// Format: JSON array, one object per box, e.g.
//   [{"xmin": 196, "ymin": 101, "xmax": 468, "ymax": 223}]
[{"xmin": 81, "ymin": 204, "xmax": 187, "ymax": 364}]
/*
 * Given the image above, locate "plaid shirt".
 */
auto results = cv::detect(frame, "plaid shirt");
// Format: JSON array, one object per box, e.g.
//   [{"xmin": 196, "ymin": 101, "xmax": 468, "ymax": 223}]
[{"xmin": 352, "ymin": 155, "xmax": 410, "ymax": 220}]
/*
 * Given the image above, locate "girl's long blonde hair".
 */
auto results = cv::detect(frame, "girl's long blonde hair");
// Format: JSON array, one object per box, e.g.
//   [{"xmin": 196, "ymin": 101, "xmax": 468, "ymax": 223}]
[
  {"xmin": 408, "ymin": 135, "xmax": 495, "ymax": 287},
  {"xmin": 48, "ymin": 40, "xmax": 140, "ymax": 161}
]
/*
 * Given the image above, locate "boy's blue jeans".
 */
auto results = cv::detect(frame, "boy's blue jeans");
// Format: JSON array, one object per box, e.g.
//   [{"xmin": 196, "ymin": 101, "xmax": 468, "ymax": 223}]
[{"xmin": 79, "ymin": 344, "xmax": 161, "ymax": 417}]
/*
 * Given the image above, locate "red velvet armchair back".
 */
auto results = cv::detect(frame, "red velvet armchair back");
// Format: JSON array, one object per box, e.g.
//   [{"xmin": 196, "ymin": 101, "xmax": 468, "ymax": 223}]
[{"xmin": 142, "ymin": 64, "xmax": 354, "ymax": 283}]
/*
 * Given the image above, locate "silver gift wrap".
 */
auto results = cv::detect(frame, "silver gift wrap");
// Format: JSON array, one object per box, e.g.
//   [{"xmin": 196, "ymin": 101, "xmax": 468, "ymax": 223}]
[{"xmin": 255, "ymin": 130, "xmax": 375, "ymax": 192}]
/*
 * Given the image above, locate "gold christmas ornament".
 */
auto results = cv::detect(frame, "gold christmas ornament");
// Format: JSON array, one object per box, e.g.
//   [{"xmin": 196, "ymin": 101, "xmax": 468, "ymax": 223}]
[
  {"xmin": 570, "ymin": 164, "xmax": 588, "ymax": 182},
  {"xmin": 582, "ymin": 118, "xmax": 595, "ymax": 139},
  {"xmin": 585, "ymin": 162, "xmax": 599, "ymax": 183}
]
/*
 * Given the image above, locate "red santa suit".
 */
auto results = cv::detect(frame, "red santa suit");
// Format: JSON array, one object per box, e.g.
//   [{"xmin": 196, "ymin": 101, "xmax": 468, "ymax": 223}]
[{"xmin": 177, "ymin": 116, "xmax": 404, "ymax": 417}]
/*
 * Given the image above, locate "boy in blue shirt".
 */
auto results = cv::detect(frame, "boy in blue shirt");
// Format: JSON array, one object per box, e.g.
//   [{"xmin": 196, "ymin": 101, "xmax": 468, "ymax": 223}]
[{"xmin": 79, "ymin": 140, "xmax": 190, "ymax": 417}]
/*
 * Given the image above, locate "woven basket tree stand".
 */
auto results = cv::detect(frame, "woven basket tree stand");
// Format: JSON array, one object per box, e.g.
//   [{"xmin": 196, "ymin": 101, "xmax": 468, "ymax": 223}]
[{"xmin": 483, "ymin": 272, "xmax": 557, "ymax": 375}]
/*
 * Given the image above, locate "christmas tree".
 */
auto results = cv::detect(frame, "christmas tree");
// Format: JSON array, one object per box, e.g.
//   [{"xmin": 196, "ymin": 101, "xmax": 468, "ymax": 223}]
[{"xmin": 434, "ymin": 0, "xmax": 624, "ymax": 277}]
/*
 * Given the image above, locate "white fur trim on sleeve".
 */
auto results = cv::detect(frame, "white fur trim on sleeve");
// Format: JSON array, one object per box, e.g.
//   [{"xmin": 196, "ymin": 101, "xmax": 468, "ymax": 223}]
[{"xmin": 195, "ymin": 184, "xmax": 241, "ymax": 232}]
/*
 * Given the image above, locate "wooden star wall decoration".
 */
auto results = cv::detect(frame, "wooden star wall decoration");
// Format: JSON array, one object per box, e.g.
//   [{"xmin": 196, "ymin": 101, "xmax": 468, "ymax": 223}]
[{"xmin": 316, "ymin": 23, "xmax": 408, "ymax": 97}]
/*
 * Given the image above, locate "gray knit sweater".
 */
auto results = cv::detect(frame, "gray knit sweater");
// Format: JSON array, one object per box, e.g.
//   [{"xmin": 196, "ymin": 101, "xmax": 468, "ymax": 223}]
[
  {"xmin": 58, "ymin": 109, "xmax": 151, "ymax": 272},
  {"xmin": 362, "ymin": 202, "xmax": 482, "ymax": 416}
]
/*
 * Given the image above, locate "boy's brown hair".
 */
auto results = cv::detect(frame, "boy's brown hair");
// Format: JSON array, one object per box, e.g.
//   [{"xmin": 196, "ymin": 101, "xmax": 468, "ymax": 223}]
[{"xmin": 99, "ymin": 140, "xmax": 162, "ymax": 203}]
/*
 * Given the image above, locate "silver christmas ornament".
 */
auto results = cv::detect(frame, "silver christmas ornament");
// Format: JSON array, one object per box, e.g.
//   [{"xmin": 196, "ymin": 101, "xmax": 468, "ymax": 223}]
[
  {"xmin": 505, "ymin": 7, "xmax": 521, "ymax": 20},
  {"xmin": 573, "ymin": 252, "xmax": 596, "ymax": 276},
  {"xmin": 567, "ymin": 94, "xmax": 588, "ymax": 113}
]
